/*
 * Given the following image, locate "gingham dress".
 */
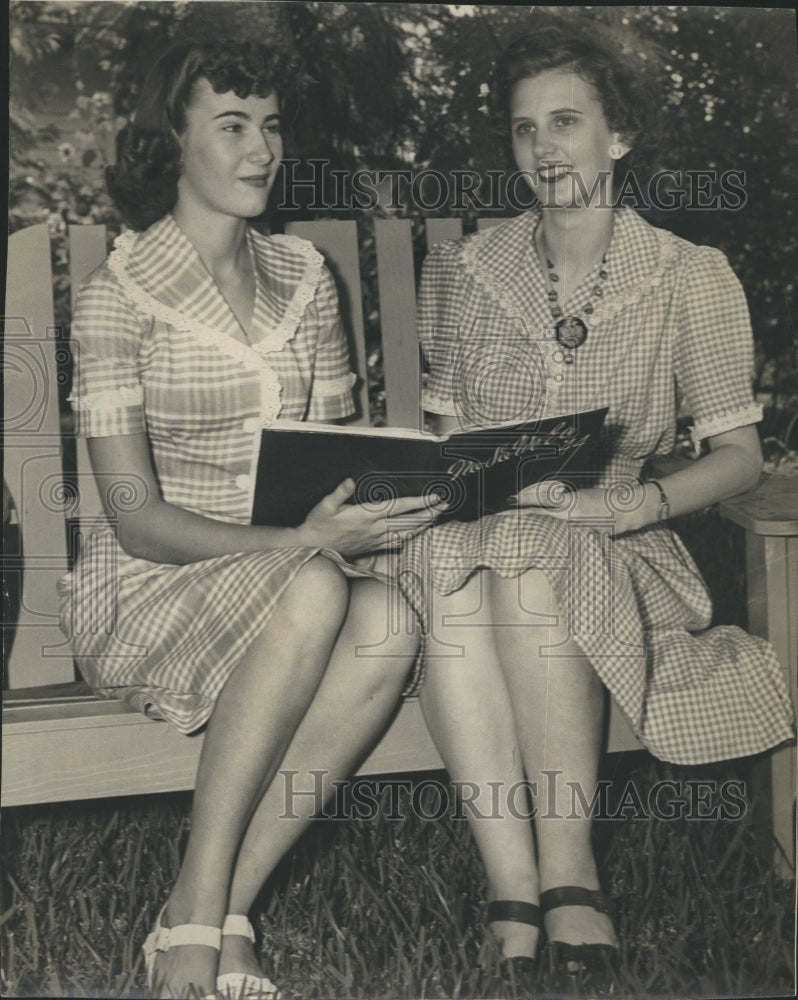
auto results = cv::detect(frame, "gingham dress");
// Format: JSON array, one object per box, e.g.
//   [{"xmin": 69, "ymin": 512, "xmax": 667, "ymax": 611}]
[
  {"xmin": 58, "ymin": 214, "xmax": 376, "ymax": 734},
  {"xmin": 398, "ymin": 208, "xmax": 794, "ymax": 764}
]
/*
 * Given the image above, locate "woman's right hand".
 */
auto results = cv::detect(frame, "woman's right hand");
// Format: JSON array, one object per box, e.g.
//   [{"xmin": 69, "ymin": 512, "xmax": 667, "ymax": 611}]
[{"xmin": 298, "ymin": 478, "xmax": 446, "ymax": 557}]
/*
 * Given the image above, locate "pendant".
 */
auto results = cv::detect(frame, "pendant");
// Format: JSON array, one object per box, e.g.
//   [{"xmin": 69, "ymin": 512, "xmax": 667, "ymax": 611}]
[{"xmin": 555, "ymin": 315, "xmax": 588, "ymax": 350}]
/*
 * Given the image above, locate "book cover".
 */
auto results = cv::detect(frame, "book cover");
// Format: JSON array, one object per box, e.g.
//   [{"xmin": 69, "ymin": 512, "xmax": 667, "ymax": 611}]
[{"xmin": 252, "ymin": 407, "xmax": 608, "ymax": 527}]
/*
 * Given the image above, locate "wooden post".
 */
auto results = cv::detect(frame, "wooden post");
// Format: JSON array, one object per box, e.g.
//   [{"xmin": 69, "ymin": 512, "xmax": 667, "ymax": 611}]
[{"xmin": 720, "ymin": 475, "xmax": 798, "ymax": 873}]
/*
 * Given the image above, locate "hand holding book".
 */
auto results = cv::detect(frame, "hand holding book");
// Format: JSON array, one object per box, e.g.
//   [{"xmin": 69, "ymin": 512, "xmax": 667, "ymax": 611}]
[
  {"xmin": 296, "ymin": 477, "xmax": 448, "ymax": 557},
  {"xmin": 253, "ymin": 407, "xmax": 608, "ymax": 531}
]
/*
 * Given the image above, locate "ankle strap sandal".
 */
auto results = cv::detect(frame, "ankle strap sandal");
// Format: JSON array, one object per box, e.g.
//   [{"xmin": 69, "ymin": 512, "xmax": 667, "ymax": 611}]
[
  {"xmin": 142, "ymin": 903, "xmax": 221, "ymax": 997},
  {"xmin": 486, "ymin": 899, "xmax": 542, "ymax": 994},
  {"xmin": 485, "ymin": 899, "xmax": 541, "ymax": 927},
  {"xmin": 539, "ymin": 885, "xmax": 612, "ymax": 915},
  {"xmin": 486, "ymin": 900, "xmax": 542, "ymax": 927},
  {"xmin": 540, "ymin": 886, "xmax": 618, "ymax": 983},
  {"xmin": 216, "ymin": 914, "xmax": 281, "ymax": 999}
]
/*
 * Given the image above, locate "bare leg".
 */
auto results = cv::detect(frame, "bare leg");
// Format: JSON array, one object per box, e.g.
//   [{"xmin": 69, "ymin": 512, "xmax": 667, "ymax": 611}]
[
  {"xmin": 489, "ymin": 569, "xmax": 615, "ymax": 948},
  {"xmin": 419, "ymin": 572, "xmax": 540, "ymax": 960},
  {"xmin": 217, "ymin": 578, "xmax": 417, "ymax": 981},
  {"xmin": 151, "ymin": 556, "xmax": 349, "ymax": 998}
]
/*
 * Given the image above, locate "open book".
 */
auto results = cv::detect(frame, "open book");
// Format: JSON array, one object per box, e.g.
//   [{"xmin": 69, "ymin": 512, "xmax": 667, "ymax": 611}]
[{"xmin": 252, "ymin": 407, "xmax": 608, "ymax": 527}]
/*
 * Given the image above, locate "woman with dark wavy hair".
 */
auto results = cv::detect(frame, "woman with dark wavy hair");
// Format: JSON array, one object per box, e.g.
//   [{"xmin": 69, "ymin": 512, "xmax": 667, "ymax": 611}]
[
  {"xmin": 399, "ymin": 19, "xmax": 793, "ymax": 993},
  {"xmin": 60, "ymin": 38, "xmax": 439, "ymax": 998}
]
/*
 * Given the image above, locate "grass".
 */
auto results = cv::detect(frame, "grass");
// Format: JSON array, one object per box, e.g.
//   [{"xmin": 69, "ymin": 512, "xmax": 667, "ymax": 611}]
[
  {"xmin": 1, "ymin": 753, "xmax": 795, "ymax": 999},
  {"xmin": 1, "ymin": 512, "xmax": 794, "ymax": 999}
]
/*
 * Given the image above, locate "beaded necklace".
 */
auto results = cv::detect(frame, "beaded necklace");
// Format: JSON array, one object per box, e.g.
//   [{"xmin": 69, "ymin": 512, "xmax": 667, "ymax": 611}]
[{"xmin": 534, "ymin": 222, "xmax": 610, "ymax": 364}]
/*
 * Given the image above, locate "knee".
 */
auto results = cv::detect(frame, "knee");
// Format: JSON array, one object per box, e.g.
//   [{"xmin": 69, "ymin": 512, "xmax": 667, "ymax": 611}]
[
  {"xmin": 348, "ymin": 582, "xmax": 419, "ymax": 692},
  {"xmin": 356, "ymin": 581, "xmax": 420, "ymax": 649},
  {"xmin": 280, "ymin": 555, "xmax": 349, "ymax": 635},
  {"xmin": 519, "ymin": 568, "xmax": 557, "ymax": 605},
  {"xmin": 489, "ymin": 568, "xmax": 558, "ymax": 619}
]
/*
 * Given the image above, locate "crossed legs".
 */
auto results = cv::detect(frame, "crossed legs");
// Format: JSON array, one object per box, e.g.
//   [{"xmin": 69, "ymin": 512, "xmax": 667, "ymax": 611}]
[
  {"xmin": 420, "ymin": 566, "xmax": 615, "ymax": 961},
  {"xmin": 152, "ymin": 558, "xmax": 418, "ymax": 997}
]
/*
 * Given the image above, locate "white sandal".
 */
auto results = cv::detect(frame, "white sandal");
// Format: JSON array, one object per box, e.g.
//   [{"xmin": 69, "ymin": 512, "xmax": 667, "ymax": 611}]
[
  {"xmin": 143, "ymin": 903, "xmax": 222, "ymax": 998},
  {"xmin": 216, "ymin": 915, "xmax": 281, "ymax": 999}
]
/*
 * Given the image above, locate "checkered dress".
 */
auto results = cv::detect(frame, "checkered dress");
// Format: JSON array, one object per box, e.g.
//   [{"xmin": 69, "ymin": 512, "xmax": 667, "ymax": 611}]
[
  {"xmin": 398, "ymin": 208, "xmax": 794, "ymax": 764},
  {"xmin": 58, "ymin": 215, "xmax": 373, "ymax": 733}
]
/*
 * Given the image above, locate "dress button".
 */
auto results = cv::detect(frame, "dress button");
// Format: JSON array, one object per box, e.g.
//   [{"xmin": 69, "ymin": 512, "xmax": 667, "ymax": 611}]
[
  {"xmin": 242, "ymin": 417, "xmax": 259, "ymax": 433},
  {"xmin": 234, "ymin": 474, "xmax": 251, "ymax": 491}
]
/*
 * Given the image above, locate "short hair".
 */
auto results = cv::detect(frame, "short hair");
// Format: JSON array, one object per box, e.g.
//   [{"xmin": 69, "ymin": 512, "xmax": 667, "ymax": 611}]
[
  {"xmin": 106, "ymin": 39, "xmax": 298, "ymax": 231},
  {"xmin": 492, "ymin": 19, "xmax": 662, "ymax": 174}
]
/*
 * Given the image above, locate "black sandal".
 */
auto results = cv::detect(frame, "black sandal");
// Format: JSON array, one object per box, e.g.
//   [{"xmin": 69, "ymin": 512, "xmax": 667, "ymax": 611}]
[
  {"xmin": 540, "ymin": 886, "xmax": 618, "ymax": 985},
  {"xmin": 485, "ymin": 900, "xmax": 541, "ymax": 999}
]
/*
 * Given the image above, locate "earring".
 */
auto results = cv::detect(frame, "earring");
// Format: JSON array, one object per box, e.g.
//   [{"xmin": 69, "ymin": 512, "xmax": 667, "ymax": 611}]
[{"xmin": 609, "ymin": 143, "xmax": 626, "ymax": 160}]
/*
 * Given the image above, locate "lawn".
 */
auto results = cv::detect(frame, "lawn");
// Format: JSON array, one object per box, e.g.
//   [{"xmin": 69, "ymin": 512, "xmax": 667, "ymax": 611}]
[
  {"xmin": 0, "ymin": 752, "xmax": 794, "ymax": 999},
  {"xmin": 1, "ymin": 513, "xmax": 795, "ymax": 999}
]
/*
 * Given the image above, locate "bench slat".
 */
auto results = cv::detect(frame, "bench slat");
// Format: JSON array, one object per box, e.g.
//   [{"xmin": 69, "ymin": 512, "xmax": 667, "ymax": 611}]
[
  {"xmin": 4, "ymin": 225, "xmax": 75, "ymax": 687},
  {"xmin": 285, "ymin": 220, "xmax": 369, "ymax": 425},
  {"xmin": 425, "ymin": 218, "xmax": 463, "ymax": 251},
  {"xmin": 68, "ymin": 224, "xmax": 107, "ymax": 310},
  {"xmin": 375, "ymin": 219, "xmax": 421, "ymax": 429},
  {"xmin": 1, "ymin": 697, "xmax": 443, "ymax": 806},
  {"xmin": 69, "ymin": 225, "xmax": 110, "ymax": 521},
  {"xmin": 1, "ymin": 684, "xmax": 644, "ymax": 806}
]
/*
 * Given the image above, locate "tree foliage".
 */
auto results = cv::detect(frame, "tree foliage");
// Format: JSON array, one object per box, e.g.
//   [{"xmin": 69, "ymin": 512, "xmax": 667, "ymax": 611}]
[{"xmin": 8, "ymin": 2, "xmax": 797, "ymax": 446}]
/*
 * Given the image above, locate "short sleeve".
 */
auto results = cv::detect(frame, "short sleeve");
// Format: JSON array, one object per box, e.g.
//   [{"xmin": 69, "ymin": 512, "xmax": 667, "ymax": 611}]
[
  {"xmin": 69, "ymin": 266, "xmax": 147, "ymax": 438},
  {"xmin": 673, "ymin": 247, "xmax": 762, "ymax": 447},
  {"xmin": 306, "ymin": 266, "xmax": 357, "ymax": 422},
  {"xmin": 418, "ymin": 242, "xmax": 464, "ymax": 417}
]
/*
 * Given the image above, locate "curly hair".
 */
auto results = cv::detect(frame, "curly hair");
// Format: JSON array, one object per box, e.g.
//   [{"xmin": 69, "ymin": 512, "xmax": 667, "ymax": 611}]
[
  {"xmin": 491, "ymin": 18, "xmax": 664, "ymax": 177},
  {"xmin": 106, "ymin": 39, "xmax": 299, "ymax": 231}
]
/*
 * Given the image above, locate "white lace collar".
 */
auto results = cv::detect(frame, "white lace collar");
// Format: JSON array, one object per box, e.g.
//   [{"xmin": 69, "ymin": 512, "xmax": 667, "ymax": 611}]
[
  {"xmin": 108, "ymin": 215, "xmax": 324, "ymax": 361},
  {"xmin": 106, "ymin": 215, "xmax": 326, "ymax": 423},
  {"xmin": 460, "ymin": 208, "xmax": 682, "ymax": 330}
]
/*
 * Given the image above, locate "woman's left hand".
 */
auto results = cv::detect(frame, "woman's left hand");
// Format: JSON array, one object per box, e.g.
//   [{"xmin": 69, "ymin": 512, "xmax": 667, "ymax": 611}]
[
  {"xmin": 510, "ymin": 427, "xmax": 763, "ymax": 538},
  {"xmin": 510, "ymin": 480, "xmax": 641, "ymax": 535}
]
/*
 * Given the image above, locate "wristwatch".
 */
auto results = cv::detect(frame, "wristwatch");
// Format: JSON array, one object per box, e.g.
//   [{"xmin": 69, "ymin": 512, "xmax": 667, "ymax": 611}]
[{"xmin": 648, "ymin": 479, "xmax": 671, "ymax": 521}]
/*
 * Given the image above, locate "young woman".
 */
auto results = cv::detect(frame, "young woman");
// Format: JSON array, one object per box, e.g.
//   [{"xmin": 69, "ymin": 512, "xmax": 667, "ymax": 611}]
[
  {"xmin": 59, "ymin": 39, "xmax": 440, "ymax": 999},
  {"xmin": 398, "ymin": 21, "xmax": 794, "ymax": 990}
]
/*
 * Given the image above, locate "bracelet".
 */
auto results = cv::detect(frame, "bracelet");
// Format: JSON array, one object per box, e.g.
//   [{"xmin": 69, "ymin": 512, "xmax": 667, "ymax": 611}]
[{"xmin": 648, "ymin": 479, "xmax": 671, "ymax": 521}]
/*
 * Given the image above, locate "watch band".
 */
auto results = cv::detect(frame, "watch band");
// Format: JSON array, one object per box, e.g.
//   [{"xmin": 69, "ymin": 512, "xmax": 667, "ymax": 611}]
[{"xmin": 648, "ymin": 479, "xmax": 671, "ymax": 521}]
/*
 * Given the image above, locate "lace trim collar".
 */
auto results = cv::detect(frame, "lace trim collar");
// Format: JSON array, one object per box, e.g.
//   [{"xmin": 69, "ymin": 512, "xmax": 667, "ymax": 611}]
[
  {"xmin": 246, "ymin": 229, "xmax": 326, "ymax": 356},
  {"xmin": 460, "ymin": 214, "xmax": 536, "ymax": 323},
  {"xmin": 106, "ymin": 217, "xmax": 326, "ymax": 423},
  {"xmin": 460, "ymin": 209, "xmax": 682, "ymax": 329},
  {"xmin": 108, "ymin": 216, "xmax": 325, "ymax": 361}
]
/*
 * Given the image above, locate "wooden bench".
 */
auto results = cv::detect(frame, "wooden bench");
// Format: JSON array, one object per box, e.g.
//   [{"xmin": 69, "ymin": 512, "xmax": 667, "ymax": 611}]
[{"xmin": 3, "ymin": 220, "xmax": 794, "ymax": 872}]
